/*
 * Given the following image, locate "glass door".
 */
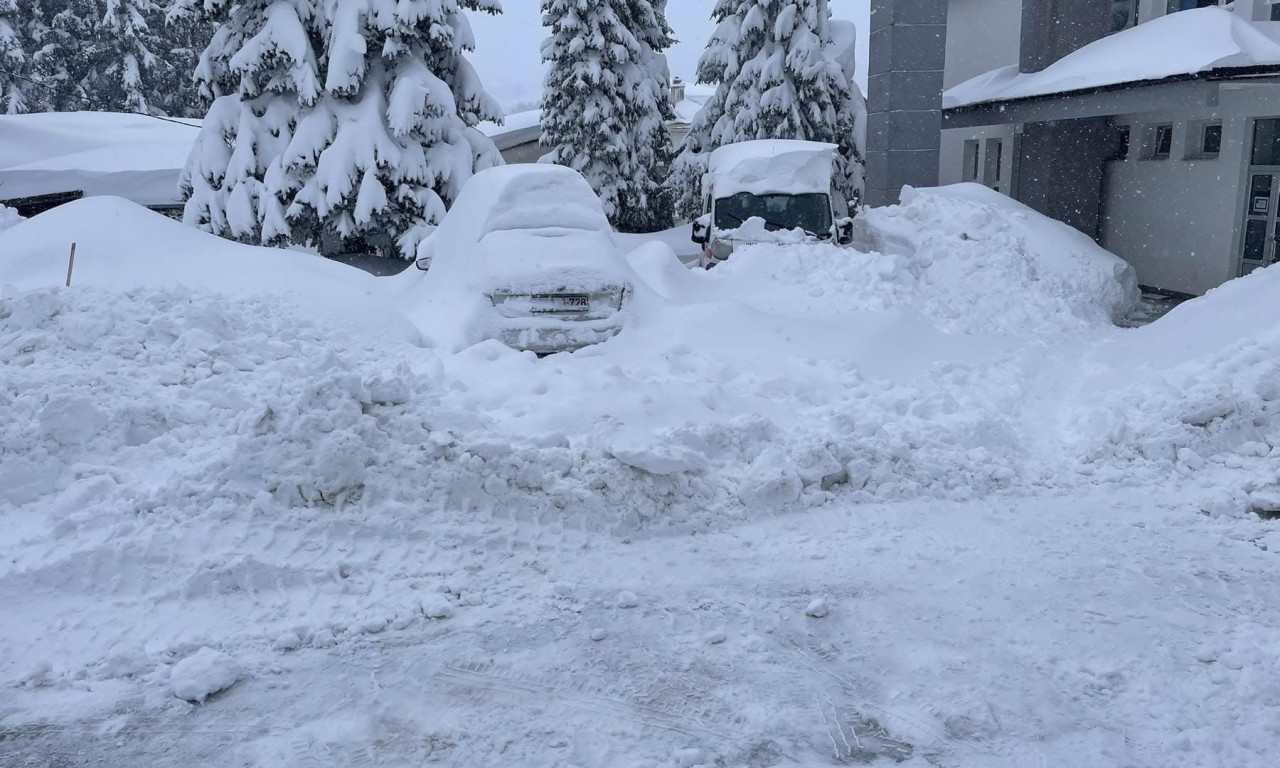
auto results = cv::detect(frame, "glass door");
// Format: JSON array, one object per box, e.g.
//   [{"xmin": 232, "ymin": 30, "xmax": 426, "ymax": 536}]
[{"xmin": 1241, "ymin": 171, "xmax": 1280, "ymax": 277}]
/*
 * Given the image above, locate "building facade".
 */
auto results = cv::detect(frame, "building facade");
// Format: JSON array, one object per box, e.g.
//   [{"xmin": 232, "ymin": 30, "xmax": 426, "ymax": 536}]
[{"xmin": 928, "ymin": 0, "xmax": 1280, "ymax": 296}]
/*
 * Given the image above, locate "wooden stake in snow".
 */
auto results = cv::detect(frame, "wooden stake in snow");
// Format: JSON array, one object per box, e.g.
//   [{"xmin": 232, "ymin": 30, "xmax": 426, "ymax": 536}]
[{"xmin": 65, "ymin": 242, "xmax": 77, "ymax": 287}]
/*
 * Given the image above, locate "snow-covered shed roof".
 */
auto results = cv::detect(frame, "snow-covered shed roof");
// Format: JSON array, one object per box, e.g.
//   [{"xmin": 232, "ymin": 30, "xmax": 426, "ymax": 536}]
[
  {"xmin": 0, "ymin": 112, "xmax": 200, "ymax": 207},
  {"xmin": 945, "ymin": 8, "xmax": 1280, "ymax": 109},
  {"xmin": 477, "ymin": 109, "xmax": 541, "ymax": 151}
]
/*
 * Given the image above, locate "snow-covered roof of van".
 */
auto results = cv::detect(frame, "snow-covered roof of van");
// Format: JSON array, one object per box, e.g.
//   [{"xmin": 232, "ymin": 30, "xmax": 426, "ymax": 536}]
[
  {"xmin": 945, "ymin": 8, "xmax": 1280, "ymax": 109},
  {"xmin": 0, "ymin": 112, "xmax": 200, "ymax": 206},
  {"xmin": 707, "ymin": 140, "xmax": 838, "ymax": 198}
]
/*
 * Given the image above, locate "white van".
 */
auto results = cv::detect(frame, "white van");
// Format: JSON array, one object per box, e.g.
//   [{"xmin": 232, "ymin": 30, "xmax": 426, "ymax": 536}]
[{"xmin": 690, "ymin": 140, "xmax": 855, "ymax": 268}]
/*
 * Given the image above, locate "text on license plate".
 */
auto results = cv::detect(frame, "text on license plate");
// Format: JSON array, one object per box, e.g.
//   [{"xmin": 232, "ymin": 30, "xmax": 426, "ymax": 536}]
[{"xmin": 530, "ymin": 294, "xmax": 590, "ymax": 313}]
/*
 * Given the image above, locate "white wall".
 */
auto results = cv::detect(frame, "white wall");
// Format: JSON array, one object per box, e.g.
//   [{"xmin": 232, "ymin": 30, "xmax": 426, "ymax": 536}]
[
  {"xmin": 1101, "ymin": 83, "xmax": 1280, "ymax": 295},
  {"xmin": 1103, "ymin": 122, "xmax": 1245, "ymax": 295},
  {"xmin": 944, "ymin": 0, "xmax": 1022, "ymax": 89},
  {"xmin": 940, "ymin": 125, "xmax": 1018, "ymax": 194}
]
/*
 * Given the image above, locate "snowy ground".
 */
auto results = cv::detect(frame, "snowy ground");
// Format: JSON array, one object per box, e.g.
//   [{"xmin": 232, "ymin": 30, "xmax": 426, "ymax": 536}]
[{"xmin": 2, "ymin": 187, "xmax": 1278, "ymax": 767}]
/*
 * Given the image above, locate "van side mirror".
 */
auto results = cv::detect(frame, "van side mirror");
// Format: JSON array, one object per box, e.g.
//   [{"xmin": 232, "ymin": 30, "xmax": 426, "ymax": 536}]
[
  {"xmin": 834, "ymin": 217, "xmax": 855, "ymax": 246},
  {"xmin": 691, "ymin": 214, "xmax": 711, "ymax": 245}
]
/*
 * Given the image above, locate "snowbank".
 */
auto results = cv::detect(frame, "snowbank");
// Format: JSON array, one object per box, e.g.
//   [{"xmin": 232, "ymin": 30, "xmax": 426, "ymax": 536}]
[
  {"xmin": 0, "ymin": 112, "xmax": 199, "ymax": 207},
  {"xmin": 1067, "ymin": 264, "xmax": 1280, "ymax": 502},
  {"xmin": 856, "ymin": 184, "xmax": 1139, "ymax": 333},
  {"xmin": 945, "ymin": 8, "xmax": 1280, "ymax": 108},
  {"xmin": 0, "ymin": 197, "xmax": 417, "ymax": 341}
]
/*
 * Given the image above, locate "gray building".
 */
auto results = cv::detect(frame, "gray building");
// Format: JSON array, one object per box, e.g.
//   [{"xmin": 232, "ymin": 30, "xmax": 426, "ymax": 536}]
[{"xmin": 873, "ymin": 0, "xmax": 1280, "ymax": 296}]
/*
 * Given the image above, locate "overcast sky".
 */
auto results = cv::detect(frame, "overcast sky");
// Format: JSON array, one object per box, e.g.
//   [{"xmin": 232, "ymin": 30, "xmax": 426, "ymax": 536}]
[{"xmin": 471, "ymin": 0, "xmax": 872, "ymax": 114}]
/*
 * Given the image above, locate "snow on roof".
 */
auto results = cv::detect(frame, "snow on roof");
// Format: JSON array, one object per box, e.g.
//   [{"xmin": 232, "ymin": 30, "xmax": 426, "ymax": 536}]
[
  {"xmin": 477, "ymin": 109, "xmax": 541, "ymax": 151},
  {"xmin": 944, "ymin": 8, "xmax": 1280, "ymax": 109},
  {"xmin": 0, "ymin": 112, "xmax": 200, "ymax": 207},
  {"xmin": 707, "ymin": 140, "xmax": 838, "ymax": 198}
]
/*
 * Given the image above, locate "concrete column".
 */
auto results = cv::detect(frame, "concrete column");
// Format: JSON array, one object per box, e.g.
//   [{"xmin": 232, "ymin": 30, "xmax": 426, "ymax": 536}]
[
  {"xmin": 865, "ymin": 0, "xmax": 946, "ymax": 208},
  {"xmin": 1019, "ymin": 0, "xmax": 1113, "ymax": 74}
]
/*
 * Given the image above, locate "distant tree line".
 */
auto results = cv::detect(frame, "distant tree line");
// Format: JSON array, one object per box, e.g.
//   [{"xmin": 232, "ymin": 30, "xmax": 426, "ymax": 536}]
[{"xmin": 0, "ymin": 0, "xmax": 213, "ymax": 117}]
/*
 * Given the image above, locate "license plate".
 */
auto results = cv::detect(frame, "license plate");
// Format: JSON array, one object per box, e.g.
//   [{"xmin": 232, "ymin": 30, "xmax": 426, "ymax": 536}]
[{"xmin": 530, "ymin": 294, "xmax": 590, "ymax": 313}]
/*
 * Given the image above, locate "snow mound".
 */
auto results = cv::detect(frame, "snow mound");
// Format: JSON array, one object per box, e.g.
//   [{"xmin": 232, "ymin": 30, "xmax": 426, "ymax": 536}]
[
  {"xmin": 854, "ymin": 184, "xmax": 1139, "ymax": 335},
  {"xmin": 945, "ymin": 7, "xmax": 1280, "ymax": 108},
  {"xmin": 1069, "ymin": 265, "xmax": 1280, "ymax": 498},
  {"xmin": 170, "ymin": 647, "xmax": 241, "ymax": 703},
  {"xmin": 0, "ymin": 197, "xmax": 417, "ymax": 341}
]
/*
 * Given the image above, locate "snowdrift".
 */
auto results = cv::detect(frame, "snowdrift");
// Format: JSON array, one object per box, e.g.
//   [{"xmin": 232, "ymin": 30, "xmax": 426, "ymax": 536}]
[
  {"xmin": 1068, "ymin": 265, "xmax": 1280, "ymax": 509},
  {"xmin": 3, "ymin": 183, "xmax": 1279, "ymax": 768},
  {"xmin": 0, "ymin": 197, "xmax": 417, "ymax": 341}
]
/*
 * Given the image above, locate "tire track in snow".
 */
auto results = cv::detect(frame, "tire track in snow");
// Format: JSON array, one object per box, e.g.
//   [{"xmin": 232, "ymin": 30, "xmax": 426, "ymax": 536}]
[{"xmin": 430, "ymin": 661, "xmax": 745, "ymax": 743}]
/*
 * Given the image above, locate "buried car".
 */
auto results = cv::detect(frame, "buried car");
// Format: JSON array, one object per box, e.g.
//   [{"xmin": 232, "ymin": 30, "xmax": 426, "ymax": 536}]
[
  {"xmin": 404, "ymin": 165, "xmax": 638, "ymax": 355},
  {"xmin": 691, "ymin": 140, "xmax": 856, "ymax": 268}
]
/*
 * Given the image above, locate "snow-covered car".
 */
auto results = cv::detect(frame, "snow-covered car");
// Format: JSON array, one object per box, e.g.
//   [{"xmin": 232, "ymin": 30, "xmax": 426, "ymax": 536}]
[
  {"xmin": 690, "ymin": 140, "xmax": 856, "ymax": 268},
  {"xmin": 407, "ymin": 165, "xmax": 636, "ymax": 355}
]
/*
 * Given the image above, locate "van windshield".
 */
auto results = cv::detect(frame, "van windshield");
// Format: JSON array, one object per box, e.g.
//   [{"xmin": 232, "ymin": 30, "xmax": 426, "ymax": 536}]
[{"xmin": 714, "ymin": 192, "xmax": 832, "ymax": 237}]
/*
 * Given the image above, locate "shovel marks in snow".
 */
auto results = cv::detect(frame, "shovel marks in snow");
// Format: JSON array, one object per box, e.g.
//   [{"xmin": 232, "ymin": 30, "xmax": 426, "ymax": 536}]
[{"xmin": 431, "ymin": 661, "xmax": 743, "ymax": 743}]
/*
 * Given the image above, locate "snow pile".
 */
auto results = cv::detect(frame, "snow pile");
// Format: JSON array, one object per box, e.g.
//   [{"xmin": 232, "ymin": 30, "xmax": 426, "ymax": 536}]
[
  {"xmin": 0, "ymin": 204, "xmax": 21, "ymax": 233},
  {"xmin": 0, "ymin": 112, "xmax": 199, "ymax": 206},
  {"xmin": 1068, "ymin": 265, "xmax": 1280, "ymax": 504},
  {"xmin": 0, "ymin": 197, "xmax": 417, "ymax": 341},
  {"xmin": 784, "ymin": 183, "xmax": 1140, "ymax": 335},
  {"xmin": 170, "ymin": 648, "xmax": 241, "ymax": 703},
  {"xmin": 945, "ymin": 7, "xmax": 1280, "ymax": 108}
]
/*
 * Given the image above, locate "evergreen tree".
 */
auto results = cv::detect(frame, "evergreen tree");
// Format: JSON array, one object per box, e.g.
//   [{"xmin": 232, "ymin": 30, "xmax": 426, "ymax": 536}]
[
  {"xmin": 179, "ymin": 0, "xmax": 504, "ymax": 259},
  {"xmin": 29, "ymin": 0, "xmax": 97, "ymax": 112},
  {"xmin": 155, "ymin": 3, "xmax": 216, "ymax": 117},
  {"xmin": 669, "ymin": 0, "xmax": 865, "ymax": 219},
  {"xmin": 0, "ymin": 0, "xmax": 30, "ymax": 114},
  {"xmin": 540, "ymin": 0, "xmax": 676, "ymax": 233},
  {"xmin": 94, "ymin": 0, "xmax": 163, "ymax": 114}
]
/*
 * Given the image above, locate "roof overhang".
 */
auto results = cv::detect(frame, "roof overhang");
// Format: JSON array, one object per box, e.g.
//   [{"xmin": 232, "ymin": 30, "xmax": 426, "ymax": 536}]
[{"xmin": 943, "ymin": 66, "xmax": 1280, "ymax": 129}]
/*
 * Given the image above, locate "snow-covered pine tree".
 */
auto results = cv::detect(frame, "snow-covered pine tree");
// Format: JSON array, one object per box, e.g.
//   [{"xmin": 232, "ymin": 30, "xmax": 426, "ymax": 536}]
[
  {"xmin": 669, "ymin": 0, "xmax": 865, "ymax": 219},
  {"xmin": 92, "ymin": 0, "xmax": 163, "ymax": 113},
  {"xmin": 28, "ymin": 0, "xmax": 98, "ymax": 112},
  {"xmin": 540, "ymin": 0, "xmax": 676, "ymax": 233},
  {"xmin": 0, "ymin": 0, "xmax": 30, "ymax": 114},
  {"xmin": 179, "ymin": 0, "xmax": 504, "ymax": 259},
  {"xmin": 154, "ymin": 2, "xmax": 216, "ymax": 117}
]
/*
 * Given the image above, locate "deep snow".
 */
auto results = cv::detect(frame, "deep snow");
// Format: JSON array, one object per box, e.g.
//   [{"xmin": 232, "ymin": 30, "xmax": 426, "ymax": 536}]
[{"xmin": 1, "ymin": 186, "xmax": 1278, "ymax": 767}]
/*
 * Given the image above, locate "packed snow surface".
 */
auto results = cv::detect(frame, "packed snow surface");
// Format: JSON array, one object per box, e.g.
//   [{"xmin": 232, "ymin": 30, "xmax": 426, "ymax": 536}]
[
  {"xmin": 945, "ymin": 7, "xmax": 1280, "ymax": 108},
  {"xmin": 2, "ymin": 186, "xmax": 1277, "ymax": 767},
  {"xmin": 0, "ymin": 112, "xmax": 200, "ymax": 206},
  {"xmin": 706, "ymin": 140, "xmax": 839, "ymax": 198}
]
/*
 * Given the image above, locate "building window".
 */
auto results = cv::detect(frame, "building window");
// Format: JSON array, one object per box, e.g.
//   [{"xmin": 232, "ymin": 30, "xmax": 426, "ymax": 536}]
[
  {"xmin": 963, "ymin": 140, "xmax": 980, "ymax": 182},
  {"xmin": 1110, "ymin": 125, "xmax": 1132, "ymax": 161},
  {"xmin": 1273, "ymin": 3, "xmax": 1280, "ymax": 21},
  {"xmin": 1252, "ymin": 118, "xmax": 1280, "ymax": 165},
  {"xmin": 1169, "ymin": 0, "xmax": 1223, "ymax": 11},
  {"xmin": 1111, "ymin": 0, "xmax": 1138, "ymax": 32},
  {"xmin": 1144, "ymin": 124, "xmax": 1174, "ymax": 160},
  {"xmin": 984, "ymin": 138, "xmax": 1003, "ymax": 186},
  {"xmin": 1201, "ymin": 123, "xmax": 1222, "ymax": 156}
]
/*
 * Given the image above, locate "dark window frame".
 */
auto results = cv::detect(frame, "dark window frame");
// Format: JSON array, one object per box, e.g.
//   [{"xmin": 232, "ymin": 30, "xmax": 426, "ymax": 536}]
[{"xmin": 1200, "ymin": 122, "xmax": 1223, "ymax": 157}]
